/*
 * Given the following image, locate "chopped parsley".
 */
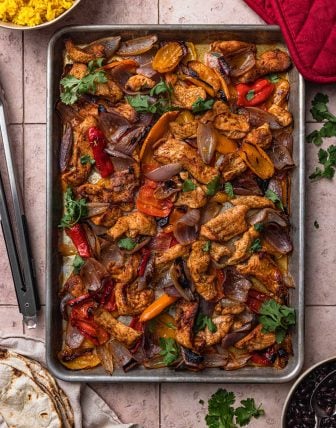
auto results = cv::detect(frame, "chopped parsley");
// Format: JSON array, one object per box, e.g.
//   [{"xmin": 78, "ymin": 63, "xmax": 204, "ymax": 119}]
[
  {"xmin": 150, "ymin": 80, "xmax": 173, "ymax": 97},
  {"xmin": 80, "ymin": 154, "xmax": 95, "ymax": 165},
  {"xmin": 309, "ymin": 145, "xmax": 336, "ymax": 180},
  {"xmin": 192, "ymin": 97, "xmax": 215, "ymax": 113},
  {"xmin": 203, "ymin": 241, "xmax": 212, "ymax": 253},
  {"xmin": 59, "ymin": 187, "xmax": 88, "ymax": 228},
  {"xmin": 306, "ymin": 93, "xmax": 336, "ymax": 146},
  {"xmin": 266, "ymin": 73, "xmax": 280, "ymax": 83},
  {"xmin": 246, "ymin": 90, "xmax": 255, "ymax": 101},
  {"xmin": 60, "ymin": 58, "xmax": 107, "ymax": 105},
  {"xmin": 182, "ymin": 179, "xmax": 197, "ymax": 192},
  {"xmin": 72, "ymin": 255, "xmax": 85, "ymax": 274},
  {"xmin": 250, "ymin": 238, "xmax": 262, "ymax": 253},
  {"xmin": 259, "ymin": 299, "xmax": 296, "ymax": 344},
  {"xmin": 206, "ymin": 176, "xmax": 221, "ymax": 196},
  {"xmin": 224, "ymin": 182, "xmax": 235, "ymax": 198},
  {"xmin": 159, "ymin": 338, "xmax": 180, "ymax": 366},
  {"xmin": 195, "ymin": 313, "xmax": 217, "ymax": 333},
  {"xmin": 117, "ymin": 237, "xmax": 137, "ymax": 251},
  {"xmin": 253, "ymin": 223, "xmax": 264, "ymax": 232},
  {"xmin": 265, "ymin": 189, "xmax": 284, "ymax": 211}
]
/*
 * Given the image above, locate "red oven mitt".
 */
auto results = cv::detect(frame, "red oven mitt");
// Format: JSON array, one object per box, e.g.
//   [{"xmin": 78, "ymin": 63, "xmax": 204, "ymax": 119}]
[{"xmin": 244, "ymin": 0, "xmax": 336, "ymax": 83}]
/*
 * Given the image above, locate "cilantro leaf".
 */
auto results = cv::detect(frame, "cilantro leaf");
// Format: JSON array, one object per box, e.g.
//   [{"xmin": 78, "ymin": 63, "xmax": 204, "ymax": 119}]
[
  {"xmin": 203, "ymin": 241, "xmax": 212, "ymax": 253},
  {"xmin": 306, "ymin": 129, "xmax": 323, "ymax": 146},
  {"xmin": 59, "ymin": 187, "xmax": 88, "ymax": 228},
  {"xmin": 192, "ymin": 97, "xmax": 215, "ymax": 113},
  {"xmin": 310, "ymin": 93, "xmax": 336, "ymax": 122},
  {"xmin": 150, "ymin": 80, "xmax": 173, "ymax": 96},
  {"xmin": 159, "ymin": 338, "xmax": 180, "ymax": 366},
  {"xmin": 182, "ymin": 179, "xmax": 197, "ymax": 192},
  {"xmin": 126, "ymin": 94, "xmax": 157, "ymax": 113},
  {"xmin": 267, "ymin": 73, "xmax": 279, "ymax": 83},
  {"xmin": 246, "ymin": 90, "xmax": 255, "ymax": 101},
  {"xmin": 117, "ymin": 237, "xmax": 137, "ymax": 251},
  {"xmin": 206, "ymin": 176, "xmax": 221, "ymax": 196},
  {"xmin": 259, "ymin": 299, "xmax": 296, "ymax": 344},
  {"xmin": 250, "ymin": 238, "xmax": 262, "ymax": 253},
  {"xmin": 205, "ymin": 389, "xmax": 236, "ymax": 428},
  {"xmin": 309, "ymin": 145, "xmax": 336, "ymax": 180},
  {"xmin": 72, "ymin": 255, "xmax": 85, "ymax": 274},
  {"xmin": 195, "ymin": 313, "xmax": 217, "ymax": 333},
  {"xmin": 224, "ymin": 182, "xmax": 234, "ymax": 198},
  {"xmin": 235, "ymin": 398, "xmax": 265, "ymax": 426},
  {"xmin": 80, "ymin": 154, "xmax": 95, "ymax": 165},
  {"xmin": 265, "ymin": 189, "xmax": 284, "ymax": 211},
  {"xmin": 254, "ymin": 223, "xmax": 264, "ymax": 232}
]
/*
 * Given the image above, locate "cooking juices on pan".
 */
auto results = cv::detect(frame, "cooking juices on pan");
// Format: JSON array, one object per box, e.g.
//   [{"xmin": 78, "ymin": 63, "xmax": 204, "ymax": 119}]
[{"xmin": 57, "ymin": 34, "xmax": 296, "ymax": 374}]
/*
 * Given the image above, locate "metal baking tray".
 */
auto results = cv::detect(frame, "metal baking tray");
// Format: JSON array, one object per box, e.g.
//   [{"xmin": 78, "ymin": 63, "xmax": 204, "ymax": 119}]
[{"xmin": 46, "ymin": 25, "xmax": 305, "ymax": 383}]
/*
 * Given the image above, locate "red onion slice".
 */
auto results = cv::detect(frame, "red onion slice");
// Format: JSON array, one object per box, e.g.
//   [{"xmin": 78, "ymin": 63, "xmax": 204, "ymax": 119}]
[
  {"xmin": 114, "ymin": 126, "xmax": 146, "ymax": 155},
  {"xmin": 248, "ymin": 208, "xmax": 288, "ymax": 227},
  {"xmin": 240, "ymin": 107, "xmax": 282, "ymax": 130},
  {"xmin": 173, "ymin": 209, "xmax": 200, "ymax": 245},
  {"xmin": 59, "ymin": 122, "xmax": 73, "ymax": 172},
  {"xmin": 117, "ymin": 35, "xmax": 158, "ymax": 56},
  {"xmin": 96, "ymin": 342, "xmax": 114, "ymax": 375},
  {"xmin": 145, "ymin": 163, "xmax": 182, "ymax": 181},
  {"xmin": 200, "ymin": 202, "xmax": 221, "ymax": 225},
  {"xmin": 224, "ymin": 50, "xmax": 256, "ymax": 77},
  {"xmin": 263, "ymin": 223, "xmax": 293, "ymax": 254},
  {"xmin": 65, "ymin": 322, "xmax": 85, "ymax": 349},
  {"xmin": 223, "ymin": 267, "xmax": 252, "ymax": 303},
  {"xmin": 268, "ymin": 144, "xmax": 295, "ymax": 171},
  {"xmin": 85, "ymin": 202, "xmax": 110, "ymax": 218},
  {"xmin": 197, "ymin": 122, "xmax": 217, "ymax": 165},
  {"xmin": 80, "ymin": 258, "xmax": 107, "ymax": 292}
]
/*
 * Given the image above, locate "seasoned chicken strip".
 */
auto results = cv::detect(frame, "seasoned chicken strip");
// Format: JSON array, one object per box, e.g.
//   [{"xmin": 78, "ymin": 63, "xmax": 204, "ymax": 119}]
[
  {"xmin": 155, "ymin": 244, "xmax": 189, "ymax": 266},
  {"xmin": 115, "ymin": 281, "xmax": 154, "ymax": 316},
  {"xmin": 175, "ymin": 300, "xmax": 198, "ymax": 349},
  {"xmin": 268, "ymin": 104, "xmax": 293, "ymax": 127},
  {"xmin": 169, "ymin": 120, "xmax": 198, "ymax": 140},
  {"xmin": 235, "ymin": 324, "xmax": 276, "ymax": 352},
  {"xmin": 69, "ymin": 63, "xmax": 88, "ymax": 80},
  {"xmin": 95, "ymin": 79, "xmax": 124, "ymax": 103},
  {"xmin": 187, "ymin": 241, "xmax": 217, "ymax": 301},
  {"xmin": 231, "ymin": 195, "xmax": 275, "ymax": 209},
  {"xmin": 273, "ymin": 79, "xmax": 290, "ymax": 106},
  {"xmin": 221, "ymin": 152, "xmax": 247, "ymax": 181},
  {"xmin": 125, "ymin": 74, "xmax": 156, "ymax": 91},
  {"xmin": 239, "ymin": 49, "xmax": 291, "ymax": 83},
  {"xmin": 175, "ymin": 186, "xmax": 207, "ymax": 209},
  {"xmin": 91, "ymin": 205, "xmax": 122, "ymax": 228},
  {"xmin": 214, "ymin": 110, "xmax": 250, "ymax": 140},
  {"xmin": 244, "ymin": 124, "xmax": 272, "ymax": 150},
  {"xmin": 94, "ymin": 309, "xmax": 142, "ymax": 348},
  {"xmin": 200, "ymin": 205, "xmax": 249, "ymax": 242},
  {"xmin": 210, "ymin": 242, "xmax": 231, "ymax": 262},
  {"xmin": 215, "ymin": 301, "xmax": 246, "ymax": 316},
  {"xmin": 154, "ymin": 138, "xmax": 217, "ymax": 184},
  {"xmin": 107, "ymin": 253, "xmax": 140, "ymax": 284},
  {"xmin": 195, "ymin": 315, "xmax": 234, "ymax": 347},
  {"xmin": 113, "ymin": 102, "xmax": 138, "ymax": 123},
  {"xmin": 236, "ymin": 253, "xmax": 283, "ymax": 294},
  {"xmin": 226, "ymin": 227, "xmax": 259, "ymax": 265},
  {"xmin": 173, "ymin": 82, "xmax": 207, "ymax": 110},
  {"xmin": 65, "ymin": 39, "xmax": 104, "ymax": 63},
  {"xmin": 108, "ymin": 211, "xmax": 157, "ymax": 240}
]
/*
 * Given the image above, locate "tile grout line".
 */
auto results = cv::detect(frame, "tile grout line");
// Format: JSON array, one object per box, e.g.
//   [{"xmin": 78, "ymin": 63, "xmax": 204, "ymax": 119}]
[
  {"xmin": 158, "ymin": 383, "xmax": 161, "ymax": 428},
  {"xmin": 157, "ymin": 0, "xmax": 160, "ymax": 24}
]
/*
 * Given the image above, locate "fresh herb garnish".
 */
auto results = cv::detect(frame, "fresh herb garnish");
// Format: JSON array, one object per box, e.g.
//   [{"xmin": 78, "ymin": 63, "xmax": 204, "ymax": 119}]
[
  {"xmin": 192, "ymin": 97, "xmax": 215, "ymax": 113},
  {"xmin": 80, "ymin": 154, "xmax": 95, "ymax": 165},
  {"xmin": 203, "ymin": 241, "xmax": 212, "ymax": 253},
  {"xmin": 309, "ymin": 145, "xmax": 336, "ymax": 180},
  {"xmin": 150, "ymin": 80, "xmax": 173, "ymax": 97},
  {"xmin": 72, "ymin": 255, "xmax": 85, "ymax": 274},
  {"xmin": 265, "ymin": 189, "xmax": 284, "ymax": 211},
  {"xmin": 254, "ymin": 223, "xmax": 264, "ymax": 232},
  {"xmin": 59, "ymin": 187, "xmax": 88, "ymax": 228},
  {"xmin": 267, "ymin": 73, "xmax": 280, "ymax": 83},
  {"xmin": 206, "ymin": 176, "xmax": 221, "ymax": 196},
  {"xmin": 259, "ymin": 299, "xmax": 296, "ymax": 344},
  {"xmin": 246, "ymin": 90, "xmax": 255, "ymax": 101},
  {"xmin": 117, "ymin": 237, "xmax": 137, "ymax": 251},
  {"xmin": 314, "ymin": 220, "xmax": 320, "ymax": 229},
  {"xmin": 126, "ymin": 94, "xmax": 158, "ymax": 113},
  {"xmin": 195, "ymin": 313, "xmax": 217, "ymax": 333},
  {"xmin": 250, "ymin": 238, "xmax": 262, "ymax": 253},
  {"xmin": 60, "ymin": 58, "xmax": 107, "ymax": 105},
  {"xmin": 204, "ymin": 388, "xmax": 265, "ymax": 428},
  {"xmin": 159, "ymin": 338, "xmax": 180, "ymax": 366},
  {"xmin": 306, "ymin": 93, "xmax": 336, "ymax": 146},
  {"xmin": 224, "ymin": 182, "xmax": 235, "ymax": 198},
  {"xmin": 182, "ymin": 179, "xmax": 197, "ymax": 192}
]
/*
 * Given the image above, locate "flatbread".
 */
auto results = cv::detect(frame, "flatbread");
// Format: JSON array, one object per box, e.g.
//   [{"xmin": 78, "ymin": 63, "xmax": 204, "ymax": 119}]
[{"xmin": 0, "ymin": 363, "xmax": 61, "ymax": 428}]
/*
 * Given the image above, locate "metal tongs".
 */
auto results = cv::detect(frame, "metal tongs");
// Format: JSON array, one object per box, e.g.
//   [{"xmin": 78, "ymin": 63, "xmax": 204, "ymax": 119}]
[{"xmin": 0, "ymin": 83, "xmax": 39, "ymax": 328}]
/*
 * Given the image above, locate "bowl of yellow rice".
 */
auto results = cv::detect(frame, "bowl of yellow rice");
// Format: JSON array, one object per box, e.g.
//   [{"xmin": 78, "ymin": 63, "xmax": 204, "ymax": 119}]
[{"xmin": 0, "ymin": 0, "xmax": 81, "ymax": 30}]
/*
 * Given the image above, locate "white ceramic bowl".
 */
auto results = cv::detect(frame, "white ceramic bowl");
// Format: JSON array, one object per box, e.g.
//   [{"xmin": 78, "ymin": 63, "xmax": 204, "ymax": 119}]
[
  {"xmin": 0, "ymin": 0, "xmax": 81, "ymax": 30},
  {"xmin": 281, "ymin": 356, "xmax": 336, "ymax": 427}
]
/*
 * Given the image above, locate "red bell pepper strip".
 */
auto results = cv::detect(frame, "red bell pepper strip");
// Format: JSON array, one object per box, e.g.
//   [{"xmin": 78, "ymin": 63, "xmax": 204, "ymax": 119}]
[
  {"xmin": 129, "ymin": 316, "xmax": 144, "ymax": 354},
  {"xmin": 246, "ymin": 289, "xmax": 271, "ymax": 314},
  {"xmin": 67, "ymin": 293, "xmax": 92, "ymax": 307},
  {"xmin": 138, "ymin": 248, "xmax": 151, "ymax": 277},
  {"xmin": 250, "ymin": 352, "xmax": 273, "ymax": 367},
  {"xmin": 100, "ymin": 279, "xmax": 117, "ymax": 312},
  {"xmin": 70, "ymin": 300, "xmax": 96, "ymax": 321},
  {"xmin": 136, "ymin": 180, "xmax": 173, "ymax": 217},
  {"xmin": 66, "ymin": 224, "xmax": 91, "ymax": 258},
  {"xmin": 88, "ymin": 127, "xmax": 114, "ymax": 178},
  {"xmin": 72, "ymin": 319, "xmax": 109, "ymax": 346},
  {"xmin": 236, "ymin": 78, "xmax": 274, "ymax": 107}
]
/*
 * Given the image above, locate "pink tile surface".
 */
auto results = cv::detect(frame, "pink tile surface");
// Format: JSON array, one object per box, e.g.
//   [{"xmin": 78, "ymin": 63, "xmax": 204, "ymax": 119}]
[{"xmin": 0, "ymin": 306, "xmax": 24, "ymax": 335}]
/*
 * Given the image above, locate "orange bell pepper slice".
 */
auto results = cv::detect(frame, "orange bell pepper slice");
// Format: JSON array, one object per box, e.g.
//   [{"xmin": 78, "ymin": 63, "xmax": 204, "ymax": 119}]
[
  {"xmin": 139, "ymin": 294, "xmax": 179, "ymax": 323},
  {"xmin": 136, "ymin": 180, "xmax": 173, "ymax": 217},
  {"xmin": 215, "ymin": 132, "xmax": 238, "ymax": 154},
  {"xmin": 98, "ymin": 59, "xmax": 138, "ymax": 71},
  {"xmin": 239, "ymin": 141, "xmax": 275, "ymax": 180}
]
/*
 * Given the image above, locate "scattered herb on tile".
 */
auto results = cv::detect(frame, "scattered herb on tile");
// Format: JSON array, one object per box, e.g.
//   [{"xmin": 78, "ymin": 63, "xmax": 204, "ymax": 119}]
[
  {"xmin": 59, "ymin": 187, "xmax": 87, "ymax": 228},
  {"xmin": 235, "ymin": 398, "xmax": 265, "ymax": 426},
  {"xmin": 117, "ymin": 237, "xmax": 137, "ymax": 251},
  {"xmin": 259, "ymin": 299, "xmax": 296, "ymax": 344},
  {"xmin": 195, "ymin": 313, "xmax": 217, "ymax": 333},
  {"xmin": 265, "ymin": 189, "xmax": 284, "ymax": 211},
  {"xmin": 159, "ymin": 338, "xmax": 180, "ymax": 366},
  {"xmin": 309, "ymin": 145, "xmax": 336, "ymax": 180},
  {"xmin": 192, "ymin": 97, "xmax": 215, "ymax": 113},
  {"xmin": 72, "ymin": 255, "xmax": 85, "ymax": 274},
  {"xmin": 306, "ymin": 93, "xmax": 336, "ymax": 146},
  {"xmin": 182, "ymin": 179, "xmax": 197, "ymax": 192}
]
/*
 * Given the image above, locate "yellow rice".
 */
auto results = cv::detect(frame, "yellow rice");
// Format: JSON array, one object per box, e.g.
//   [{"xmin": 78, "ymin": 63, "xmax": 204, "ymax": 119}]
[{"xmin": 0, "ymin": 0, "xmax": 75, "ymax": 27}]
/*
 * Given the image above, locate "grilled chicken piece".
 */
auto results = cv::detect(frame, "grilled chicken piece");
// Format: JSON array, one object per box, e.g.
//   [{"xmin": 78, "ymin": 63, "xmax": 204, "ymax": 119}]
[
  {"xmin": 175, "ymin": 186, "xmax": 207, "ymax": 209},
  {"xmin": 108, "ymin": 253, "xmax": 140, "ymax": 284},
  {"xmin": 62, "ymin": 116, "xmax": 96, "ymax": 186},
  {"xmin": 95, "ymin": 79, "xmax": 124, "ymax": 103},
  {"xmin": 226, "ymin": 226, "xmax": 260, "ymax": 265},
  {"xmin": 210, "ymin": 242, "xmax": 231, "ymax": 262},
  {"xmin": 63, "ymin": 274, "xmax": 85, "ymax": 298},
  {"xmin": 153, "ymin": 138, "xmax": 217, "ymax": 184},
  {"xmin": 273, "ymin": 79, "xmax": 290, "ymax": 106},
  {"xmin": 221, "ymin": 152, "xmax": 247, "ymax": 181},
  {"xmin": 169, "ymin": 120, "xmax": 198, "ymax": 140},
  {"xmin": 244, "ymin": 123, "xmax": 272, "ymax": 150},
  {"xmin": 211, "ymin": 40, "xmax": 256, "ymax": 56},
  {"xmin": 175, "ymin": 300, "xmax": 198, "ymax": 349},
  {"xmin": 238, "ymin": 49, "xmax": 291, "ymax": 83},
  {"xmin": 231, "ymin": 195, "xmax": 275, "ymax": 209},
  {"xmin": 76, "ymin": 167, "xmax": 139, "ymax": 204},
  {"xmin": 214, "ymin": 105, "xmax": 250, "ymax": 139},
  {"xmin": 200, "ymin": 205, "xmax": 249, "ymax": 242},
  {"xmin": 236, "ymin": 253, "xmax": 283, "ymax": 294},
  {"xmin": 195, "ymin": 315, "xmax": 234, "ymax": 347},
  {"xmin": 114, "ymin": 102, "xmax": 138, "ymax": 123},
  {"xmin": 187, "ymin": 241, "xmax": 217, "ymax": 301},
  {"xmin": 235, "ymin": 324, "xmax": 276, "ymax": 351},
  {"xmin": 65, "ymin": 39, "xmax": 105, "ymax": 63},
  {"xmin": 69, "ymin": 63, "xmax": 88, "ymax": 80},
  {"xmin": 108, "ymin": 211, "xmax": 157, "ymax": 240},
  {"xmin": 214, "ymin": 301, "xmax": 246, "ymax": 315},
  {"xmin": 125, "ymin": 74, "xmax": 156, "ymax": 91},
  {"xmin": 94, "ymin": 309, "xmax": 142, "ymax": 348},
  {"xmin": 115, "ymin": 280, "xmax": 154, "ymax": 316},
  {"xmin": 200, "ymin": 100, "xmax": 229, "ymax": 123},
  {"xmin": 155, "ymin": 244, "xmax": 189, "ymax": 266},
  {"xmin": 173, "ymin": 82, "xmax": 207, "ymax": 110},
  {"xmin": 268, "ymin": 104, "xmax": 293, "ymax": 127},
  {"xmin": 91, "ymin": 205, "xmax": 123, "ymax": 228}
]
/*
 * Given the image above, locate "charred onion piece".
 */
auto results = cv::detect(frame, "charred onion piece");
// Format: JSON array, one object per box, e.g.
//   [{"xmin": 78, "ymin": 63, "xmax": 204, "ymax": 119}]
[
  {"xmin": 197, "ymin": 122, "xmax": 218, "ymax": 165},
  {"xmin": 117, "ymin": 35, "xmax": 158, "ymax": 56},
  {"xmin": 170, "ymin": 258, "xmax": 194, "ymax": 301},
  {"xmin": 173, "ymin": 209, "xmax": 200, "ymax": 245},
  {"xmin": 145, "ymin": 163, "xmax": 183, "ymax": 181},
  {"xmin": 59, "ymin": 122, "xmax": 73, "ymax": 172}
]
